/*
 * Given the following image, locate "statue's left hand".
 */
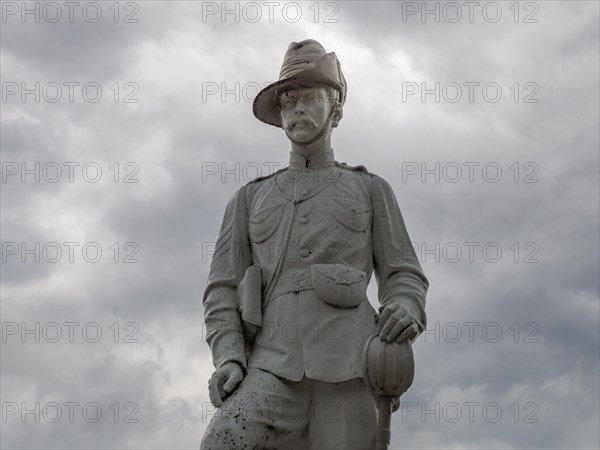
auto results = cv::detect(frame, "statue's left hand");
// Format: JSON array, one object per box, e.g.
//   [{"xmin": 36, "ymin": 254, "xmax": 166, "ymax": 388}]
[{"xmin": 377, "ymin": 302, "xmax": 423, "ymax": 343}]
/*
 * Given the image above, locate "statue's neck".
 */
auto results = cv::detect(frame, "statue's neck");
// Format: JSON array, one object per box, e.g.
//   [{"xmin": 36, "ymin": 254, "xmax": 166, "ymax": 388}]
[{"xmin": 290, "ymin": 135, "xmax": 332, "ymax": 158}]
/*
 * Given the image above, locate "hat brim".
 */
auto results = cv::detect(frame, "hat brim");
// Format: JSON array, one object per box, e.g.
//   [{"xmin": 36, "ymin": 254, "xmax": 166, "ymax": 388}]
[{"xmin": 252, "ymin": 53, "xmax": 345, "ymax": 128}]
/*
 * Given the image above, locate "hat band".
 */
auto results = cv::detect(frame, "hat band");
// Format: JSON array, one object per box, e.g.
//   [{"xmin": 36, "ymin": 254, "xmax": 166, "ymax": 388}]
[{"xmin": 279, "ymin": 58, "xmax": 315, "ymax": 80}]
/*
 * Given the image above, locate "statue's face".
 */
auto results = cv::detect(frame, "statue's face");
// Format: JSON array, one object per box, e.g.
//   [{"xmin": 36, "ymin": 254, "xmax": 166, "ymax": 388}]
[{"xmin": 279, "ymin": 85, "xmax": 335, "ymax": 143}]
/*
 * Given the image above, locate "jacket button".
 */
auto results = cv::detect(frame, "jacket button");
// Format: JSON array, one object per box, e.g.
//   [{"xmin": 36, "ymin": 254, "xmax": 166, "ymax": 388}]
[
  {"xmin": 299, "ymin": 216, "xmax": 309, "ymax": 224},
  {"xmin": 300, "ymin": 189, "xmax": 309, "ymax": 197},
  {"xmin": 300, "ymin": 249, "xmax": 310, "ymax": 257}
]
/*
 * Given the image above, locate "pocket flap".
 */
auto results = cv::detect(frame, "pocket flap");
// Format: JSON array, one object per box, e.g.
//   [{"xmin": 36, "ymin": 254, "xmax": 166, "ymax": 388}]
[
  {"xmin": 331, "ymin": 197, "xmax": 371, "ymax": 232},
  {"xmin": 249, "ymin": 203, "xmax": 283, "ymax": 243},
  {"xmin": 249, "ymin": 204, "xmax": 282, "ymax": 224},
  {"xmin": 332, "ymin": 197, "xmax": 370, "ymax": 214}
]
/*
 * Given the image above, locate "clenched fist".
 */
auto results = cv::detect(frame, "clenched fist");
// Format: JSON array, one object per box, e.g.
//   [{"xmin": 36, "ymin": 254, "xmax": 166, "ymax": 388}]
[
  {"xmin": 208, "ymin": 361, "xmax": 244, "ymax": 407},
  {"xmin": 377, "ymin": 302, "xmax": 424, "ymax": 343}
]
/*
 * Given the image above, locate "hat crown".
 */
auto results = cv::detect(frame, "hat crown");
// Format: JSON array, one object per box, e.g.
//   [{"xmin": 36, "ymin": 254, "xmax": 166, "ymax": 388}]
[{"xmin": 280, "ymin": 39, "xmax": 327, "ymax": 80}]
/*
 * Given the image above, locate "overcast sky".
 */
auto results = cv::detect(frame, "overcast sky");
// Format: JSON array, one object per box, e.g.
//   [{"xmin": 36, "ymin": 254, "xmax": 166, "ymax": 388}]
[{"xmin": 1, "ymin": 1, "xmax": 599, "ymax": 449}]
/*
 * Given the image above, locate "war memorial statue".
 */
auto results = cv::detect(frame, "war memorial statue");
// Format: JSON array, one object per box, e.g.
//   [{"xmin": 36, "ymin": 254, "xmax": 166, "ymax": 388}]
[{"xmin": 200, "ymin": 39, "xmax": 428, "ymax": 450}]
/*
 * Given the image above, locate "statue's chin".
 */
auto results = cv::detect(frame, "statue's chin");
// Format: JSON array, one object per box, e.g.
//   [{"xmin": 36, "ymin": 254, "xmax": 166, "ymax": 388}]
[{"xmin": 286, "ymin": 130, "xmax": 317, "ymax": 144}]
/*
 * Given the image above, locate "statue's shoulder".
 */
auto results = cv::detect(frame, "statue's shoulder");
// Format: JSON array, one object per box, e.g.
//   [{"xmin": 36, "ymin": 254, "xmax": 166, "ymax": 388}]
[
  {"xmin": 335, "ymin": 161, "xmax": 376, "ymax": 177},
  {"xmin": 246, "ymin": 166, "xmax": 288, "ymax": 185}
]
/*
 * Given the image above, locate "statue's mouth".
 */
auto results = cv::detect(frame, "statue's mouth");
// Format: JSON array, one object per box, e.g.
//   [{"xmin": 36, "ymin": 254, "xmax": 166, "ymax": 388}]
[{"xmin": 289, "ymin": 119, "xmax": 315, "ymax": 130}]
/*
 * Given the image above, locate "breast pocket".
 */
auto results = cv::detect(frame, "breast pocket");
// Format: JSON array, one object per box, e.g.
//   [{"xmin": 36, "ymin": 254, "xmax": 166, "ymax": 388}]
[
  {"xmin": 249, "ymin": 203, "xmax": 284, "ymax": 243},
  {"xmin": 330, "ymin": 197, "xmax": 371, "ymax": 232}
]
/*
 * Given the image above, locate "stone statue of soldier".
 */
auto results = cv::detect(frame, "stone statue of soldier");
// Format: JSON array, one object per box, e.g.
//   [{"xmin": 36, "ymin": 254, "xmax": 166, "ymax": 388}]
[{"xmin": 200, "ymin": 39, "xmax": 428, "ymax": 450}]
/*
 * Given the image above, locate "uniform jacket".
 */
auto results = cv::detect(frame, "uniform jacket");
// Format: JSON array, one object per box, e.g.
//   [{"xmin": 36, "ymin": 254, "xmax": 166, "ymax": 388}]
[{"xmin": 203, "ymin": 149, "xmax": 428, "ymax": 382}]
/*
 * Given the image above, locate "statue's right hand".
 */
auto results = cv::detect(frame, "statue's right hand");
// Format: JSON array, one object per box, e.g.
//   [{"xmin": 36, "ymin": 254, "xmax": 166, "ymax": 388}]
[{"xmin": 208, "ymin": 362, "xmax": 244, "ymax": 407}]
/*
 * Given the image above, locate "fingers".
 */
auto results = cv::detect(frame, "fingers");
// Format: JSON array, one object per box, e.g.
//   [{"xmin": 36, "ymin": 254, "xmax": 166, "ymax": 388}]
[
  {"xmin": 413, "ymin": 318, "xmax": 425, "ymax": 334},
  {"xmin": 208, "ymin": 384, "xmax": 222, "ymax": 407},
  {"xmin": 396, "ymin": 323, "xmax": 419, "ymax": 343},
  {"xmin": 208, "ymin": 372, "xmax": 226, "ymax": 407},
  {"xmin": 382, "ymin": 316, "xmax": 413, "ymax": 342},
  {"xmin": 377, "ymin": 303, "xmax": 399, "ymax": 335},
  {"xmin": 378, "ymin": 303, "xmax": 424, "ymax": 343},
  {"xmin": 223, "ymin": 370, "xmax": 242, "ymax": 393},
  {"xmin": 208, "ymin": 366, "xmax": 244, "ymax": 408},
  {"xmin": 379, "ymin": 305, "xmax": 407, "ymax": 341}
]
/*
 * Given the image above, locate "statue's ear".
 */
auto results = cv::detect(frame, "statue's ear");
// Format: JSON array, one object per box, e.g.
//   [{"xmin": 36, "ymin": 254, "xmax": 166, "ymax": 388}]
[{"xmin": 332, "ymin": 102, "xmax": 343, "ymax": 128}]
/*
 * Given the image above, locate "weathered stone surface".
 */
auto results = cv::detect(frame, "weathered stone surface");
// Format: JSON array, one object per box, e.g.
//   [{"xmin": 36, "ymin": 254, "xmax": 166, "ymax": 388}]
[{"xmin": 201, "ymin": 39, "xmax": 428, "ymax": 450}]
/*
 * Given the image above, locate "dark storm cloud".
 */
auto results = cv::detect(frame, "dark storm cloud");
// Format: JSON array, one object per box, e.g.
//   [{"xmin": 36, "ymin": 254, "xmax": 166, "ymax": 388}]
[{"xmin": 1, "ymin": 1, "xmax": 182, "ymax": 80}]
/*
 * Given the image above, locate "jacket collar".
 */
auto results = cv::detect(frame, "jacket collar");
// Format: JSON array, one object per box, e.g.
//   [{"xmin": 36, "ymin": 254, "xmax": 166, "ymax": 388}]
[{"xmin": 288, "ymin": 149, "xmax": 335, "ymax": 171}]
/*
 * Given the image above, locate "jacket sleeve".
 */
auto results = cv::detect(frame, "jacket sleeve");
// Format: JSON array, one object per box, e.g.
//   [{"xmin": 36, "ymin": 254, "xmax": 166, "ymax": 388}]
[
  {"xmin": 371, "ymin": 174, "xmax": 428, "ymax": 331},
  {"xmin": 203, "ymin": 185, "xmax": 252, "ymax": 371}
]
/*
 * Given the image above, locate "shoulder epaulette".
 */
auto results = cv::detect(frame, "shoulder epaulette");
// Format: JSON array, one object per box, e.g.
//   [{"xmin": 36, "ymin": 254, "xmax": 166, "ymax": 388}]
[
  {"xmin": 246, "ymin": 166, "xmax": 287, "ymax": 184},
  {"xmin": 335, "ymin": 161, "xmax": 372, "ymax": 174}
]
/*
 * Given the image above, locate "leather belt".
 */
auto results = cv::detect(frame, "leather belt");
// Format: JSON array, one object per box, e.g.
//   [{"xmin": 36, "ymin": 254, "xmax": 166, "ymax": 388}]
[{"xmin": 268, "ymin": 268, "xmax": 313, "ymax": 301}]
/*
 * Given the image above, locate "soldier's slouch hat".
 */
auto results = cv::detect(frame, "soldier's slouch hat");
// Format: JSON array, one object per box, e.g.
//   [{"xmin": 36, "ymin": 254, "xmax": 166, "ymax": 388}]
[{"xmin": 253, "ymin": 39, "xmax": 347, "ymax": 128}]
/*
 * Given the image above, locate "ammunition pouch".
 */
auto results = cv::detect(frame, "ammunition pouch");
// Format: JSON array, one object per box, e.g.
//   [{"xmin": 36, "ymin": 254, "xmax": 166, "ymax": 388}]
[
  {"xmin": 260, "ymin": 264, "xmax": 369, "ymax": 313},
  {"xmin": 310, "ymin": 263, "xmax": 367, "ymax": 308}
]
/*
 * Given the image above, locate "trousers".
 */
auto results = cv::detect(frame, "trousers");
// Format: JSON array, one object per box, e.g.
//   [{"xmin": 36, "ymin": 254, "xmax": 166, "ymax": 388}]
[{"xmin": 200, "ymin": 368, "xmax": 377, "ymax": 450}]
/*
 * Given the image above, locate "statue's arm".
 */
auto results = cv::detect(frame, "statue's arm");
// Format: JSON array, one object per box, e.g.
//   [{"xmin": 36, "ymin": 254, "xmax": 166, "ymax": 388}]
[
  {"xmin": 203, "ymin": 185, "xmax": 252, "ymax": 372},
  {"xmin": 370, "ymin": 174, "xmax": 429, "ymax": 340}
]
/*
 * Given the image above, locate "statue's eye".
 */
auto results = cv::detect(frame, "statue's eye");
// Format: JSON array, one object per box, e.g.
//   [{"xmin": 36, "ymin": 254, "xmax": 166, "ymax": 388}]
[{"xmin": 281, "ymin": 92, "xmax": 297, "ymax": 105}]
